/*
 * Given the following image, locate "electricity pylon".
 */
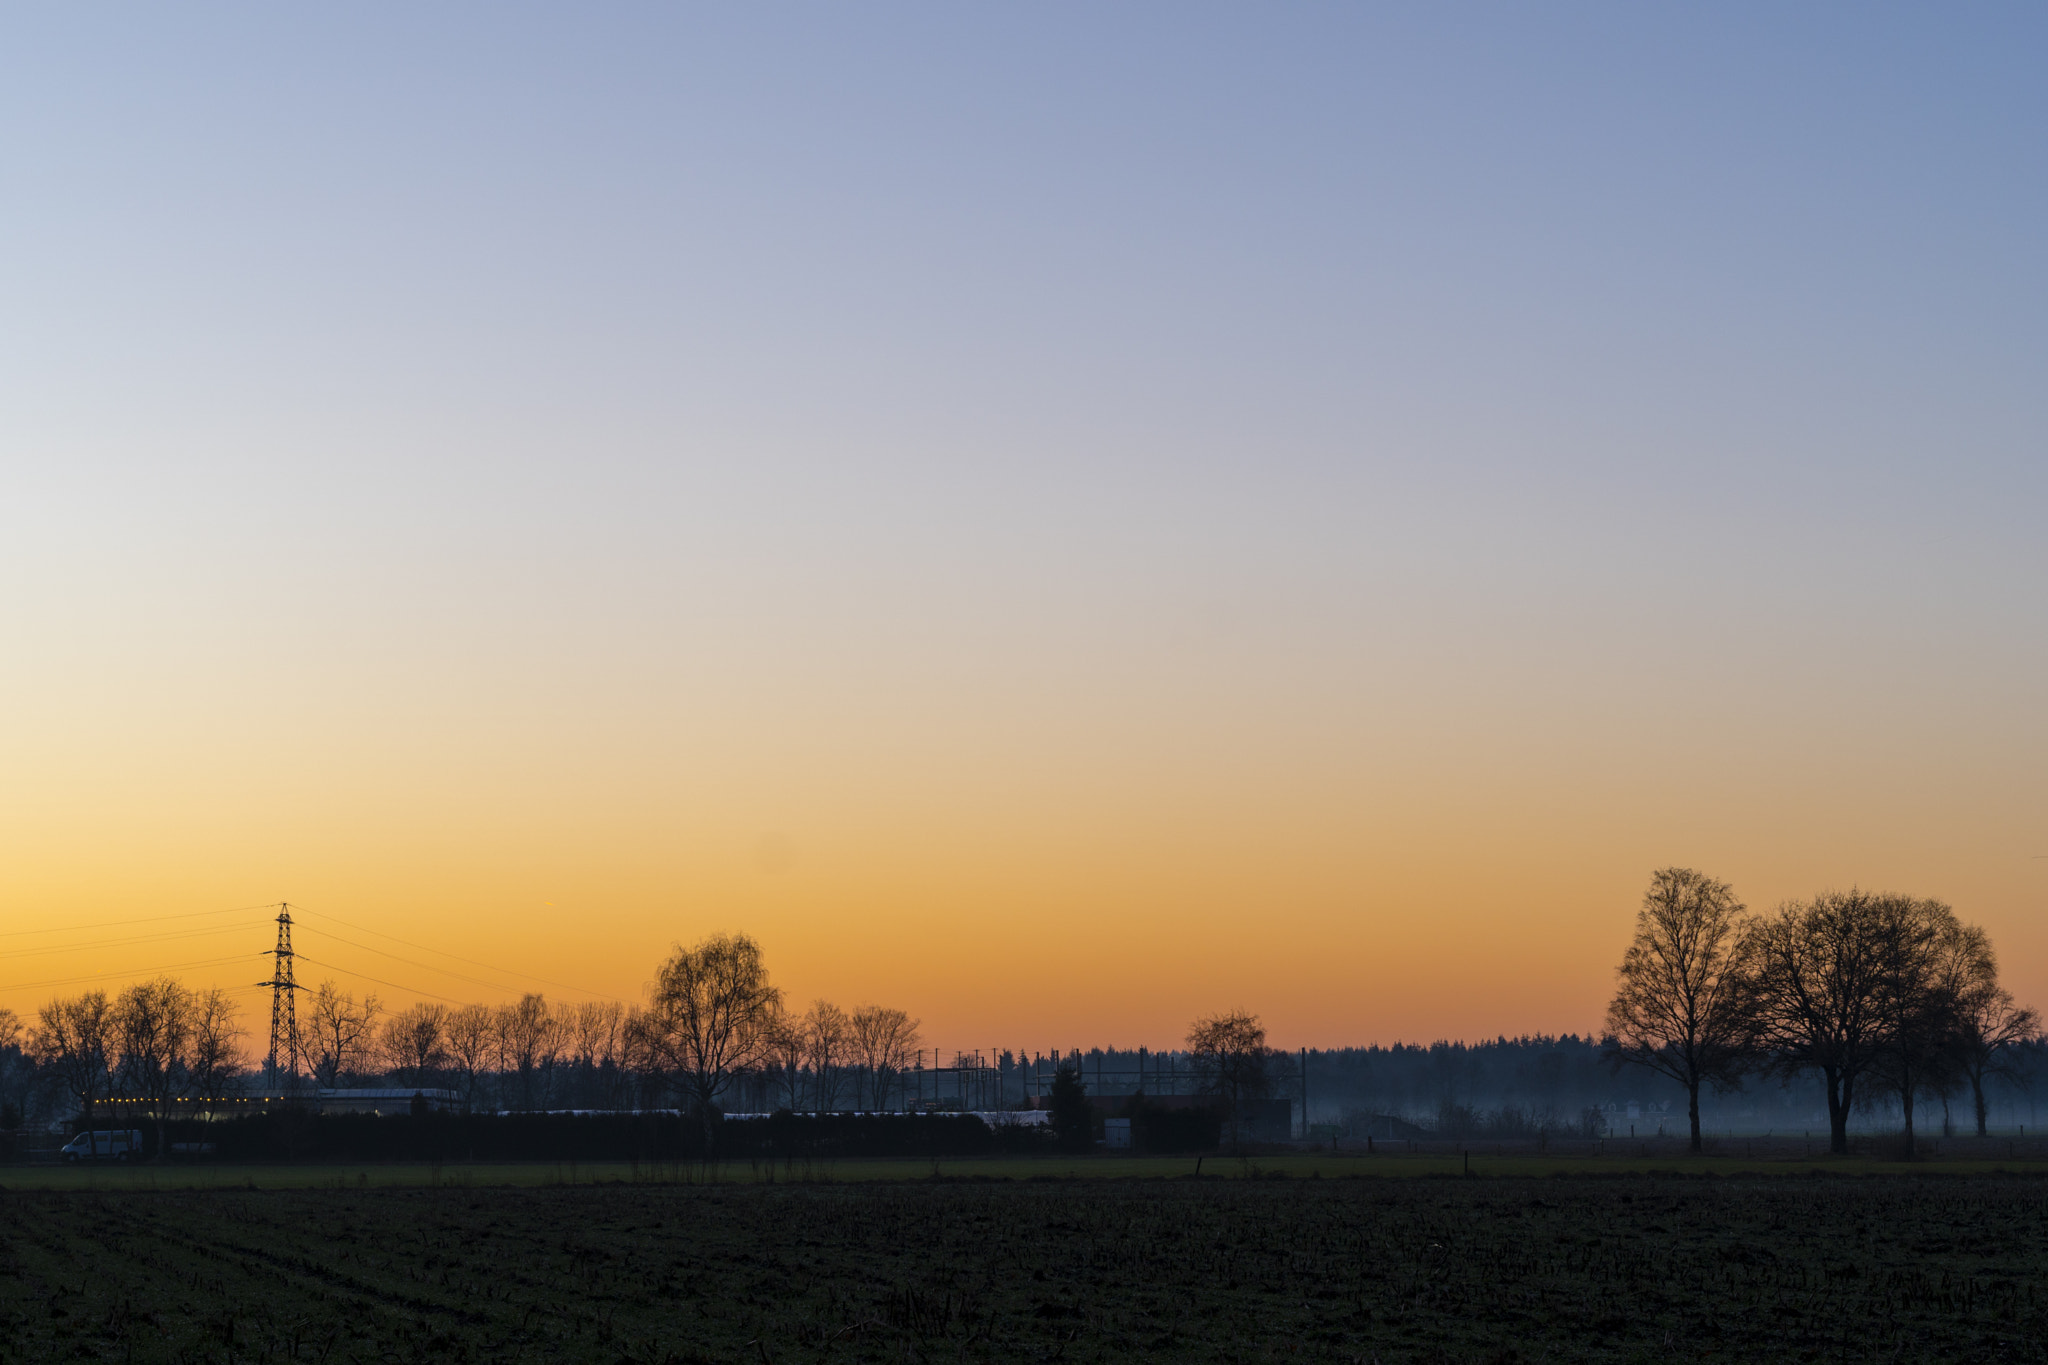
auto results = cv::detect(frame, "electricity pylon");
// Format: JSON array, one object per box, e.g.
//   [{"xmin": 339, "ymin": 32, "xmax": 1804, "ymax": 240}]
[{"xmin": 258, "ymin": 903, "xmax": 303, "ymax": 1090}]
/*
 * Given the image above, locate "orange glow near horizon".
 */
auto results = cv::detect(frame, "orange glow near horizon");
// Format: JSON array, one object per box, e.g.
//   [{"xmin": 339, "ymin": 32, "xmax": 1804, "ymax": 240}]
[{"xmin": 4, "ymin": 671, "xmax": 2042, "ymax": 1054}]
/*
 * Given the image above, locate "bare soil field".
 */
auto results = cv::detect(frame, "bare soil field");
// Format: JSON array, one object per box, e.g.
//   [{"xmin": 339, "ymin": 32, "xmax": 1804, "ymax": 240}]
[{"xmin": 1, "ymin": 1173, "xmax": 2043, "ymax": 1363}]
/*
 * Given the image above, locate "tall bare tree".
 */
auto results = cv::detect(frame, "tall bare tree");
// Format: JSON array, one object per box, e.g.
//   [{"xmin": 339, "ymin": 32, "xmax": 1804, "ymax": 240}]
[
  {"xmin": 112, "ymin": 977, "xmax": 194, "ymax": 1160},
  {"xmin": 1869, "ymin": 902, "xmax": 1971, "ymax": 1151},
  {"xmin": 185, "ymin": 988, "xmax": 246, "ymax": 1114},
  {"xmin": 1187, "ymin": 1010, "xmax": 1273, "ymax": 1149},
  {"xmin": 1736, "ymin": 889, "xmax": 1933, "ymax": 1155},
  {"xmin": 1603, "ymin": 867, "xmax": 1750, "ymax": 1152},
  {"xmin": 30, "ymin": 992, "xmax": 115, "ymax": 1133},
  {"xmin": 495, "ymin": 994, "xmax": 567, "ymax": 1110},
  {"xmin": 849, "ymin": 1005, "xmax": 921, "ymax": 1110},
  {"xmin": 759, "ymin": 1006, "xmax": 808, "ymax": 1111},
  {"xmin": 802, "ymin": 1000, "xmax": 851, "ymax": 1111},
  {"xmin": 443, "ymin": 1003, "xmax": 497, "ymax": 1106},
  {"xmin": 1943, "ymin": 932, "xmax": 2039, "ymax": 1137},
  {"xmin": 380, "ymin": 1003, "xmax": 450, "ymax": 1089},
  {"xmin": 642, "ymin": 932, "xmax": 782, "ymax": 1145},
  {"xmin": 305, "ymin": 981, "xmax": 381, "ymax": 1088},
  {"xmin": 570, "ymin": 1001, "xmax": 625, "ymax": 1069}
]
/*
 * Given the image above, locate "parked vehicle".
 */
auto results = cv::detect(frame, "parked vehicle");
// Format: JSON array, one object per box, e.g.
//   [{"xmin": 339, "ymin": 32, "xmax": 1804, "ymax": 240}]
[{"xmin": 59, "ymin": 1130, "xmax": 143, "ymax": 1162}]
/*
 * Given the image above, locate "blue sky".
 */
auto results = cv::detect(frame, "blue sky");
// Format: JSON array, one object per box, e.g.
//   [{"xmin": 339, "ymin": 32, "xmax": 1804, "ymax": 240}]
[{"xmin": 2, "ymin": 5, "xmax": 2044, "ymax": 1039}]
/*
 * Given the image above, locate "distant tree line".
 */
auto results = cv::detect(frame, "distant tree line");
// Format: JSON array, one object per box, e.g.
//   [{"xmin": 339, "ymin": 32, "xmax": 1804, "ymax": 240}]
[{"xmin": 8, "ymin": 881, "xmax": 2037, "ymax": 1162}]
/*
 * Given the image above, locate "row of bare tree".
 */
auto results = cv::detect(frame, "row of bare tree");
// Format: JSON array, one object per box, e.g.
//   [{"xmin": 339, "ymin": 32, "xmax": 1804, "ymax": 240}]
[
  {"xmin": 20, "ymin": 933, "xmax": 921, "ymax": 1152},
  {"xmin": 296, "ymin": 987, "xmax": 636, "ymax": 1109},
  {"xmin": 28, "ymin": 980, "xmax": 245, "ymax": 1156},
  {"xmin": 1606, "ymin": 868, "xmax": 2037, "ymax": 1154}
]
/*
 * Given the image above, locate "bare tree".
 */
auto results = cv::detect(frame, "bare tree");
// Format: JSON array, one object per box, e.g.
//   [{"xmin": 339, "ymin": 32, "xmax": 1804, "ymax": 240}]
[
  {"xmin": 1187, "ymin": 1010, "xmax": 1273, "ymax": 1149},
  {"xmin": 1869, "ymin": 902, "xmax": 1972, "ymax": 1151},
  {"xmin": 1943, "ymin": 933, "xmax": 2039, "ymax": 1137},
  {"xmin": 495, "ymin": 994, "xmax": 565, "ymax": 1111},
  {"xmin": 380, "ymin": 1003, "xmax": 450, "ymax": 1089},
  {"xmin": 551, "ymin": 1000, "xmax": 618, "ymax": 1107},
  {"xmin": 305, "ymin": 981, "xmax": 381, "ymax": 1088},
  {"xmin": 1603, "ymin": 867, "xmax": 1750, "ymax": 1152},
  {"xmin": 443, "ymin": 1003, "xmax": 497, "ymax": 1106},
  {"xmin": 30, "ymin": 992, "xmax": 115, "ymax": 1133},
  {"xmin": 112, "ymin": 977, "xmax": 194, "ymax": 1160},
  {"xmin": 536, "ymin": 1003, "xmax": 569, "ymax": 1106},
  {"xmin": 803, "ymin": 1000, "xmax": 851, "ymax": 1111},
  {"xmin": 759, "ymin": 1006, "xmax": 808, "ymax": 1111},
  {"xmin": 1736, "ymin": 889, "xmax": 1935, "ymax": 1155},
  {"xmin": 570, "ymin": 1001, "xmax": 625, "ymax": 1069},
  {"xmin": 642, "ymin": 932, "xmax": 782, "ymax": 1145},
  {"xmin": 185, "ymin": 988, "xmax": 246, "ymax": 1114},
  {"xmin": 849, "ymin": 1005, "xmax": 921, "ymax": 1110},
  {"xmin": 618, "ymin": 1004, "xmax": 661, "ymax": 1109},
  {"xmin": 0, "ymin": 1008, "xmax": 26, "ymax": 1132}
]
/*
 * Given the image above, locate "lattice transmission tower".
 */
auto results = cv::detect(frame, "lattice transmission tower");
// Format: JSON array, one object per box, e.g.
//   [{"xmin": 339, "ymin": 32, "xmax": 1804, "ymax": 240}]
[{"xmin": 259, "ymin": 903, "xmax": 303, "ymax": 1090}]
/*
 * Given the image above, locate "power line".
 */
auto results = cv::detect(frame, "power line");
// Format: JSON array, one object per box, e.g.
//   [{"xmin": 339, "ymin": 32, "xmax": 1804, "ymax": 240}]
[
  {"xmin": 0, "ymin": 954, "xmax": 258, "ymax": 994},
  {"xmin": 292, "ymin": 954, "xmax": 468, "ymax": 1006},
  {"xmin": 291, "ymin": 922, "xmax": 602, "ymax": 1002},
  {"xmin": 0, "ymin": 902, "xmax": 278, "ymax": 939},
  {"xmin": 0, "ymin": 922, "xmax": 256, "ymax": 960},
  {"xmin": 293, "ymin": 926, "xmax": 533, "ymax": 998},
  {"xmin": 289, "ymin": 903, "xmax": 606, "ymax": 997},
  {"xmin": 0, "ymin": 900, "xmax": 613, "ymax": 1011}
]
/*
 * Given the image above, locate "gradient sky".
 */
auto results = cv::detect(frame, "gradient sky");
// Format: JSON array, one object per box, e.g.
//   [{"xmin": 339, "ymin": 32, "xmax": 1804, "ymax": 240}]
[{"xmin": 3, "ymin": 6, "xmax": 2044, "ymax": 1052}]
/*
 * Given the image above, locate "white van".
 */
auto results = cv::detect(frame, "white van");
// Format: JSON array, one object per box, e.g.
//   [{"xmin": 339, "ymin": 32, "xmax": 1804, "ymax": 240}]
[{"xmin": 59, "ymin": 1130, "xmax": 143, "ymax": 1163}]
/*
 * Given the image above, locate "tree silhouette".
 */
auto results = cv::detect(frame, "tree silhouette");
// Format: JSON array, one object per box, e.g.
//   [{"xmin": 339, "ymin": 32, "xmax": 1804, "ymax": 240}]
[
  {"xmin": 31, "ymin": 992, "xmax": 114, "ymax": 1136},
  {"xmin": 442, "ymin": 1003, "xmax": 496, "ymax": 1107},
  {"xmin": 1736, "ymin": 890, "xmax": 1937, "ymax": 1155},
  {"xmin": 1187, "ymin": 1010, "xmax": 1272, "ymax": 1150},
  {"xmin": 1604, "ymin": 868, "xmax": 1749, "ymax": 1152},
  {"xmin": 849, "ymin": 1005, "xmax": 920, "ymax": 1110},
  {"xmin": 643, "ymin": 932, "xmax": 783, "ymax": 1148},
  {"xmin": 1950, "ymin": 961, "xmax": 2039, "ymax": 1137},
  {"xmin": 1049, "ymin": 1062, "xmax": 1092, "ymax": 1153},
  {"xmin": 379, "ymin": 1003, "xmax": 450, "ymax": 1090},
  {"xmin": 305, "ymin": 981, "xmax": 380, "ymax": 1088},
  {"xmin": 112, "ymin": 977, "xmax": 193, "ymax": 1162}
]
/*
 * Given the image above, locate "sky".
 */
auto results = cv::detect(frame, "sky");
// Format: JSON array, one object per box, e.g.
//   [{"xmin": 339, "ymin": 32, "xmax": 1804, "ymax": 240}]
[{"xmin": 2, "ymin": 5, "xmax": 2044, "ymax": 1053}]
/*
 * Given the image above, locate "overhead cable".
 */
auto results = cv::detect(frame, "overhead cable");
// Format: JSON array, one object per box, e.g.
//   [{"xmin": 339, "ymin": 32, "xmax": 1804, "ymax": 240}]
[
  {"xmin": 291, "ymin": 903, "xmax": 605, "ymax": 997},
  {"xmin": 1, "ymin": 922, "xmax": 257, "ymax": 960},
  {"xmin": 0, "ymin": 954, "xmax": 258, "ymax": 994},
  {"xmin": 0, "ymin": 902, "xmax": 278, "ymax": 939},
  {"xmin": 291, "ymin": 954, "xmax": 468, "ymax": 1006}
]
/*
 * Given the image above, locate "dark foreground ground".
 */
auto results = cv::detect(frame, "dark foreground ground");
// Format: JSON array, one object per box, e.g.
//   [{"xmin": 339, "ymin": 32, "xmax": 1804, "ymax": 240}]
[{"xmin": 2, "ymin": 1175, "xmax": 2044, "ymax": 1364}]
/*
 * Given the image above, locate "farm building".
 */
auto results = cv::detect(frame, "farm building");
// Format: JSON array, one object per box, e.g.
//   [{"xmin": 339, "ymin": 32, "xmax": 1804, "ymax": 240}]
[{"xmin": 313, "ymin": 1088, "xmax": 467, "ymax": 1116}]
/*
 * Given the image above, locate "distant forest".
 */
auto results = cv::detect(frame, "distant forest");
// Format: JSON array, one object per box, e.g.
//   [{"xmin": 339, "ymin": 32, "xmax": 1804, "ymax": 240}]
[{"xmin": 1030, "ymin": 1035, "xmax": 2047, "ymax": 1139}]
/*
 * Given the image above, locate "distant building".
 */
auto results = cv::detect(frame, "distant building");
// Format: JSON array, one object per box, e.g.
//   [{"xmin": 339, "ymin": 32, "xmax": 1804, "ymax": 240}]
[{"xmin": 314, "ymin": 1089, "xmax": 466, "ymax": 1116}]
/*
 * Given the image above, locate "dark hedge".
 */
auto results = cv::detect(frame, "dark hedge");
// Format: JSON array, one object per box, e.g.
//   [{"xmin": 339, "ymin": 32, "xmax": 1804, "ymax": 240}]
[{"xmin": 149, "ymin": 1110, "xmax": 1054, "ymax": 1164}]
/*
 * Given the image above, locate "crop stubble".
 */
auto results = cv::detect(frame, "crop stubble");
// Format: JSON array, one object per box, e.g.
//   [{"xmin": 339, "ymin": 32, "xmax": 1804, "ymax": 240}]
[{"xmin": 0, "ymin": 1175, "xmax": 2043, "ymax": 1362}]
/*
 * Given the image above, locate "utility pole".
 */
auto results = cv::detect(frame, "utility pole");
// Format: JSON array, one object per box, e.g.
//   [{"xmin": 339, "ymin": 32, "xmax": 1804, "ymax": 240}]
[{"xmin": 258, "ymin": 904, "xmax": 303, "ymax": 1091}]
